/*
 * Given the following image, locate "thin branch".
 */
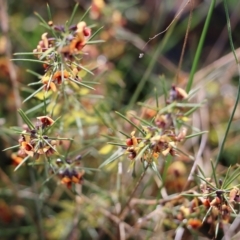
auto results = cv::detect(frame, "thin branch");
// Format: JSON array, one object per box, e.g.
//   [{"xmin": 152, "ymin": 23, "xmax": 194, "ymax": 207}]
[
  {"xmin": 140, "ymin": 0, "xmax": 191, "ymax": 53},
  {"xmin": 175, "ymin": 0, "xmax": 194, "ymax": 82},
  {"xmin": 119, "ymin": 166, "xmax": 148, "ymax": 221}
]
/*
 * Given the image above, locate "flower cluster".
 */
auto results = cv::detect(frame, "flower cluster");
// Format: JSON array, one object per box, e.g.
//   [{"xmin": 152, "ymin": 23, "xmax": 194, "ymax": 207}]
[
  {"xmin": 33, "ymin": 20, "xmax": 92, "ymax": 92},
  {"xmin": 125, "ymin": 128, "xmax": 186, "ymax": 162},
  {"xmin": 163, "ymin": 176, "xmax": 240, "ymax": 238},
  {"xmin": 7, "ymin": 8, "xmax": 98, "ymax": 189},
  {"xmin": 124, "ymin": 85, "xmax": 188, "ymax": 162},
  {"xmin": 199, "ymin": 180, "xmax": 239, "ymax": 224},
  {"xmin": 51, "ymin": 156, "xmax": 84, "ymax": 188},
  {"xmin": 12, "ymin": 116, "xmax": 57, "ymax": 163}
]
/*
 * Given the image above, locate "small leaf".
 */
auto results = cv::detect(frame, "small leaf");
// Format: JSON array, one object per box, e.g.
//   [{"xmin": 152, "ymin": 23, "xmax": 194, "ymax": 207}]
[
  {"xmin": 34, "ymin": 11, "xmax": 51, "ymax": 29},
  {"xmin": 99, "ymin": 149, "xmax": 124, "ymax": 168},
  {"xmin": 87, "ymin": 40, "xmax": 105, "ymax": 44},
  {"xmin": 3, "ymin": 145, "xmax": 20, "ymax": 151},
  {"xmin": 79, "ymin": 5, "xmax": 91, "ymax": 22},
  {"xmin": 88, "ymin": 26, "xmax": 104, "ymax": 42},
  {"xmin": 18, "ymin": 109, "xmax": 35, "ymax": 130},
  {"xmin": 69, "ymin": 77, "xmax": 95, "ymax": 90},
  {"xmin": 14, "ymin": 156, "xmax": 30, "ymax": 171},
  {"xmin": 185, "ymin": 131, "xmax": 208, "ymax": 139},
  {"xmin": 46, "ymin": 3, "xmax": 52, "ymax": 21},
  {"xmin": 150, "ymin": 162, "xmax": 162, "ymax": 181},
  {"xmin": 135, "ymin": 144, "xmax": 149, "ymax": 161},
  {"xmin": 202, "ymin": 206, "xmax": 212, "ymax": 224},
  {"xmin": 12, "ymin": 58, "xmax": 48, "ymax": 64},
  {"xmin": 211, "ymin": 160, "xmax": 219, "ymax": 188},
  {"xmin": 23, "ymin": 85, "xmax": 45, "ymax": 103}
]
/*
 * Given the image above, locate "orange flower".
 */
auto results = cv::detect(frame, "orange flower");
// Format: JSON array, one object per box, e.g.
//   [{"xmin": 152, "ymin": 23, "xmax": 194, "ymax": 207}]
[
  {"xmin": 175, "ymin": 87, "xmax": 188, "ymax": 100},
  {"xmin": 72, "ymin": 172, "xmax": 84, "ymax": 184},
  {"xmin": 155, "ymin": 114, "xmax": 167, "ymax": 129},
  {"xmin": 37, "ymin": 116, "xmax": 55, "ymax": 126},
  {"xmin": 11, "ymin": 153, "xmax": 24, "ymax": 166},
  {"xmin": 61, "ymin": 176, "xmax": 72, "ymax": 188},
  {"xmin": 69, "ymin": 21, "xmax": 91, "ymax": 54},
  {"xmin": 69, "ymin": 36, "xmax": 85, "ymax": 54},
  {"xmin": 187, "ymin": 219, "xmax": 202, "ymax": 229},
  {"xmin": 52, "ymin": 70, "xmax": 69, "ymax": 84},
  {"xmin": 41, "ymin": 32, "xmax": 49, "ymax": 49},
  {"xmin": 21, "ymin": 141, "xmax": 34, "ymax": 157},
  {"xmin": 169, "ymin": 85, "xmax": 188, "ymax": 101},
  {"xmin": 59, "ymin": 168, "xmax": 84, "ymax": 188},
  {"xmin": 42, "ymin": 75, "xmax": 57, "ymax": 92}
]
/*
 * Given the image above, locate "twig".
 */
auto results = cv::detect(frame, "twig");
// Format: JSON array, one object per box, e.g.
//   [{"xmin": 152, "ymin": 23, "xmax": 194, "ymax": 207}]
[
  {"xmin": 141, "ymin": 0, "xmax": 191, "ymax": 53},
  {"xmin": 81, "ymin": 195, "xmax": 137, "ymax": 238},
  {"xmin": 129, "ymin": 188, "xmax": 198, "ymax": 207},
  {"xmin": 175, "ymin": 227, "xmax": 185, "ymax": 240},
  {"xmin": 175, "ymin": 0, "xmax": 194, "ymax": 82},
  {"xmin": 66, "ymin": 186, "xmax": 82, "ymax": 240},
  {"xmin": 222, "ymin": 216, "xmax": 240, "ymax": 240},
  {"xmin": 118, "ymin": 166, "xmax": 148, "ymax": 221}
]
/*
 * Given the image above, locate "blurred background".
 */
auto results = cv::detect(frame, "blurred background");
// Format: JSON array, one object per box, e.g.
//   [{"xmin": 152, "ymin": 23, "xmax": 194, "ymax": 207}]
[{"xmin": 1, "ymin": 0, "xmax": 240, "ymax": 239}]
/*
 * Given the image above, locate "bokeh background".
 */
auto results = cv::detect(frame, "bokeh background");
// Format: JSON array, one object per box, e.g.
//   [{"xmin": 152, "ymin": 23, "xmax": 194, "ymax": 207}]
[{"xmin": 1, "ymin": 0, "xmax": 240, "ymax": 239}]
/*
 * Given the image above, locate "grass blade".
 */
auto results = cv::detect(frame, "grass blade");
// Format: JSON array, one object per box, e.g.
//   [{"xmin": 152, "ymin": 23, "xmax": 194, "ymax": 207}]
[{"xmin": 186, "ymin": 0, "xmax": 216, "ymax": 92}]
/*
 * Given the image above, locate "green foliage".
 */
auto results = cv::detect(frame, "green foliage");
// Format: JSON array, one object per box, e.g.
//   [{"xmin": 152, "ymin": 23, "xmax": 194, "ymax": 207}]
[{"xmin": 1, "ymin": 0, "xmax": 240, "ymax": 239}]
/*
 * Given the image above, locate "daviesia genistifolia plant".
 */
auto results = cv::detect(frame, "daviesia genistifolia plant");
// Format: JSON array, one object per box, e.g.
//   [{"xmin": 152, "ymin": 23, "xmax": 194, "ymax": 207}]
[
  {"xmin": 6, "ymin": 4, "xmax": 103, "ymax": 188},
  {"xmin": 3, "ymin": 2, "xmax": 240, "ymax": 239}
]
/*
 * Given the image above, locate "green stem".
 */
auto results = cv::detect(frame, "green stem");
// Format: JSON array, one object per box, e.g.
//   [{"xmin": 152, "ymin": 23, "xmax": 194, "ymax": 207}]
[
  {"xmin": 28, "ymin": 166, "xmax": 44, "ymax": 240},
  {"xmin": 215, "ymin": 0, "xmax": 240, "ymax": 167},
  {"xmin": 186, "ymin": 0, "xmax": 216, "ymax": 93},
  {"xmin": 119, "ymin": 165, "xmax": 148, "ymax": 220}
]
